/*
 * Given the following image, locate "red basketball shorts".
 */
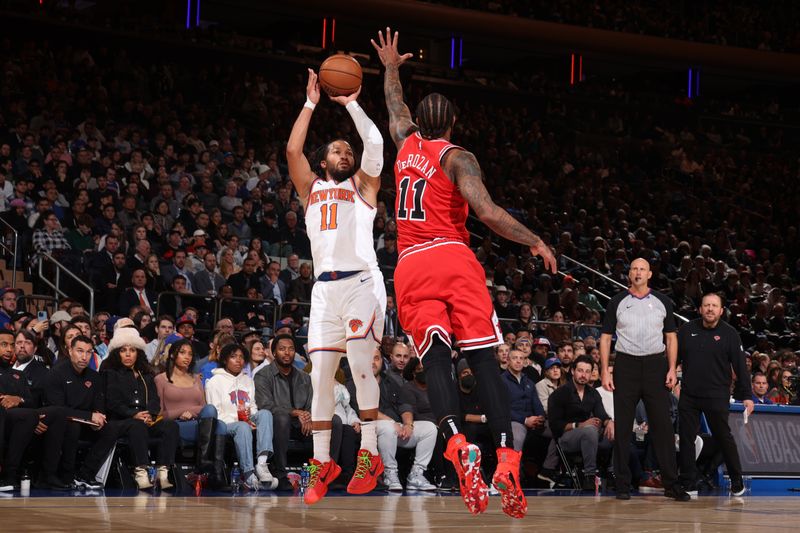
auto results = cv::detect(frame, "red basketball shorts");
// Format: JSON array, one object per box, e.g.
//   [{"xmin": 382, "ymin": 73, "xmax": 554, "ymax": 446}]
[{"xmin": 394, "ymin": 239, "xmax": 503, "ymax": 357}]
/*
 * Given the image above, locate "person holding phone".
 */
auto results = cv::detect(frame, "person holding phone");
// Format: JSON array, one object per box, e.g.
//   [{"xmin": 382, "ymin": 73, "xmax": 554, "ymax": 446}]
[{"xmin": 100, "ymin": 326, "xmax": 179, "ymax": 490}]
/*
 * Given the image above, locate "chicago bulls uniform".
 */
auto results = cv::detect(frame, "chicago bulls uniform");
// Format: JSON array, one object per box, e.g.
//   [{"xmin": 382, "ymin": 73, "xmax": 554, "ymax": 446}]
[
  {"xmin": 305, "ymin": 177, "xmax": 385, "ymax": 355},
  {"xmin": 393, "ymin": 132, "xmax": 502, "ymax": 356}
]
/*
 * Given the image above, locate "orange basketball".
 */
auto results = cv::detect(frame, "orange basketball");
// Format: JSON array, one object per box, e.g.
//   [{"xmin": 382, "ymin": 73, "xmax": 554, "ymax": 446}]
[{"xmin": 319, "ymin": 54, "xmax": 362, "ymax": 97}]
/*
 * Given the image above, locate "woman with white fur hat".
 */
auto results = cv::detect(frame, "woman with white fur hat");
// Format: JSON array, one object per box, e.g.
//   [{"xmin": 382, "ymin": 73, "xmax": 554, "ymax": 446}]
[{"xmin": 101, "ymin": 325, "xmax": 180, "ymax": 490}]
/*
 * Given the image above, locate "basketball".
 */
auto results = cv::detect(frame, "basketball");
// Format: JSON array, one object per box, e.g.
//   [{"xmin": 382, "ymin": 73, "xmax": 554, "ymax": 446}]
[{"xmin": 319, "ymin": 54, "xmax": 362, "ymax": 97}]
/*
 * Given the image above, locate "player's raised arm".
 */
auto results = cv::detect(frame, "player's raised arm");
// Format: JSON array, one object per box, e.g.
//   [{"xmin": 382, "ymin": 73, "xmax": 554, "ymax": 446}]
[
  {"xmin": 286, "ymin": 68, "xmax": 321, "ymax": 203},
  {"xmin": 329, "ymin": 87, "xmax": 384, "ymax": 195},
  {"xmin": 445, "ymin": 149, "xmax": 557, "ymax": 273},
  {"xmin": 371, "ymin": 27, "xmax": 416, "ymax": 149}
]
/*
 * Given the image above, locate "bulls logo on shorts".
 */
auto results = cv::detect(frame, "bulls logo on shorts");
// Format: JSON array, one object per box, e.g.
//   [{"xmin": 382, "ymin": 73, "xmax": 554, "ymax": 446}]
[
  {"xmin": 349, "ymin": 319, "xmax": 363, "ymax": 333},
  {"xmin": 85, "ymin": 381, "xmax": 92, "ymax": 388}
]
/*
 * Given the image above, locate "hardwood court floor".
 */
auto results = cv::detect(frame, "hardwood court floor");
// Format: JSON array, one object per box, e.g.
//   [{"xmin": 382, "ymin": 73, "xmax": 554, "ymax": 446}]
[{"xmin": 0, "ymin": 493, "xmax": 798, "ymax": 532}]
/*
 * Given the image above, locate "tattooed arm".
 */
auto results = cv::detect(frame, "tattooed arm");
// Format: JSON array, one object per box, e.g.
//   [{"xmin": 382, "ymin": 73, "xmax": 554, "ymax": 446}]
[
  {"xmin": 372, "ymin": 27, "xmax": 417, "ymax": 149},
  {"xmin": 445, "ymin": 149, "xmax": 558, "ymax": 273}
]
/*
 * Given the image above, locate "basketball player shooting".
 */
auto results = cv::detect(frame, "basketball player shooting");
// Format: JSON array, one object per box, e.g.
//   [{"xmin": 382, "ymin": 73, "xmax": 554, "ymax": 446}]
[
  {"xmin": 372, "ymin": 27, "xmax": 557, "ymax": 519},
  {"xmin": 286, "ymin": 68, "xmax": 387, "ymax": 504}
]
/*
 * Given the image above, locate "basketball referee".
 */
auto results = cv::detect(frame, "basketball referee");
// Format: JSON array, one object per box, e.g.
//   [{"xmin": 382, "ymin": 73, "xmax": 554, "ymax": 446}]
[{"xmin": 600, "ymin": 258, "xmax": 690, "ymax": 501}]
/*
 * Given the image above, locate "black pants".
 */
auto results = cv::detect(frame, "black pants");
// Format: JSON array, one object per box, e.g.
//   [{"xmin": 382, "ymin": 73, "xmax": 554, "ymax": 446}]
[
  {"xmin": 613, "ymin": 353, "xmax": 678, "ymax": 491},
  {"xmin": 0, "ymin": 407, "xmax": 38, "ymax": 479},
  {"xmin": 115, "ymin": 418, "xmax": 180, "ymax": 466},
  {"xmin": 678, "ymin": 394, "xmax": 742, "ymax": 486},
  {"xmin": 61, "ymin": 420, "xmax": 121, "ymax": 480},
  {"xmin": 272, "ymin": 413, "xmax": 342, "ymax": 479},
  {"xmin": 32, "ymin": 406, "xmax": 69, "ymax": 478}
]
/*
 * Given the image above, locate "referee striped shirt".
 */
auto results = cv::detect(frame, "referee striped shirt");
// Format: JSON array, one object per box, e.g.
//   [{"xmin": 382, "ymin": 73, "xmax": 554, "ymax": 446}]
[{"xmin": 601, "ymin": 289, "xmax": 676, "ymax": 356}]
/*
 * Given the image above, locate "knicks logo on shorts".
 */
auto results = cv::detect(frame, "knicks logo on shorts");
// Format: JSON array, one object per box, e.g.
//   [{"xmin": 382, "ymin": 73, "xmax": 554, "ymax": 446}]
[{"xmin": 349, "ymin": 319, "xmax": 363, "ymax": 333}]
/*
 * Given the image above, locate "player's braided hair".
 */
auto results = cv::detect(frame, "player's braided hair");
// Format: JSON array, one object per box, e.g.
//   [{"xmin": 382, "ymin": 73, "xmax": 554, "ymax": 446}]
[{"xmin": 415, "ymin": 93, "xmax": 456, "ymax": 140}]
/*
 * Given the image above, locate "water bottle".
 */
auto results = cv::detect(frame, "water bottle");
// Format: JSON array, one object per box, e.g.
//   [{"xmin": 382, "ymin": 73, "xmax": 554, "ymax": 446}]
[
  {"xmin": 20, "ymin": 470, "xmax": 30, "ymax": 497},
  {"xmin": 148, "ymin": 461, "xmax": 157, "ymax": 487},
  {"xmin": 230, "ymin": 462, "xmax": 242, "ymax": 494},
  {"xmin": 300, "ymin": 463, "xmax": 310, "ymax": 497}
]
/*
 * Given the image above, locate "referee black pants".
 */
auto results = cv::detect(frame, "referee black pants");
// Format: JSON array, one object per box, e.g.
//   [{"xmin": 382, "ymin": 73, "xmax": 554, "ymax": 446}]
[
  {"xmin": 678, "ymin": 394, "xmax": 742, "ymax": 486},
  {"xmin": 613, "ymin": 353, "xmax": 679, "ymax": 491}
]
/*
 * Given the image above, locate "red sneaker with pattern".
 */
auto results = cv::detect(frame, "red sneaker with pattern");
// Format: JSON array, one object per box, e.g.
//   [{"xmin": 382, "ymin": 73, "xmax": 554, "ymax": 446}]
[
  {"xmin": 303, "ymin": 458, "xmax": 341, "ymax": 505},
  {"xmin": 492, "ymin": 447, "xmax": 527, "ymax": 519},
  {"xmin": 443, "ymin": 433, "xmax": 489, "ymax": 515},
  {"xmin": 347, "ymin": 449, "xmax": 384, "ymax": 495}
]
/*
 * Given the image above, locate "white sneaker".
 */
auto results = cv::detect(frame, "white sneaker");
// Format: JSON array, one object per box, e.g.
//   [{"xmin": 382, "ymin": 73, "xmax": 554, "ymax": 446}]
[
  {"xmin": 244, "ymin": 472, "xmax": 261, "ymax": 491},
  {"xmin": 406, "ymin": 467, "xmax": 437, "ymax": 491},
  {"xmin": 255, "ymin": 463, "xmax": 278, "ymax": 489},
  {"xmin": 383, "ymin": 469, "xmax": 403, "ymax": 492}
]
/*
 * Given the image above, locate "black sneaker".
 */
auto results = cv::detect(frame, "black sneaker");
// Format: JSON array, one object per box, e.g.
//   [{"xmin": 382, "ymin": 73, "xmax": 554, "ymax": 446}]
[
  {"xmin": 665, "ymin": 485, "xmax": 691, "ymax": 502},
  {"xmin": 74, "ymin": 474, "xmax": 103, "ymax": 490},
  {"xmin": 616, "ymin": 490, "xmax": 631, "ymax": 500},
  {"xmin": 581, "ymin": 474, "xmax": 597, "ymax": 492},
  {"xmin": 34, "ymin": 475, "xmax": 72, "ymax": 491},
  {"xmin": 0, "ymin": 479, "xmax": 14, "ymax": 492},
  {"xmin": 730, "ymin": 477, "xmax": 745, "ymax": 496},
  {"xmin": 275, "ymin": 477, "xmax": 294, "ymax": 492}
]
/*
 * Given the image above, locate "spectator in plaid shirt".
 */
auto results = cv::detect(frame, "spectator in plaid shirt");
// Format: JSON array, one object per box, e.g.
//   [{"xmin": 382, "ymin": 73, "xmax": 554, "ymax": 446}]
[{"xmin": 32, "ymin": 210, "xmax": 71, "ymax": 261}]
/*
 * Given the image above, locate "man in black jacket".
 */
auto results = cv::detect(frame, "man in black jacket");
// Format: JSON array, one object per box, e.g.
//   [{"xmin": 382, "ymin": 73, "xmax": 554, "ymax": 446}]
[
  {"xmin": 13, "ymin": 329, "xmax": 50, "ymax": 407},
  {"xmin": 44, "ymin": 335, "xmax": 117, "ymax": 489},
  {"xmin": 548, "ymin": 356, "xmax": 614, "ymax": 491},
  {"xmin": 5, "ymin": 329, "xmax": 70, "ymax": 489},
  {"xmin": 0, "ymin": 329, "xmax": 40, "ymax": 490},
  {"xmin": 677, "ymin": 292, "xmax": 754, "ymax": 496}
]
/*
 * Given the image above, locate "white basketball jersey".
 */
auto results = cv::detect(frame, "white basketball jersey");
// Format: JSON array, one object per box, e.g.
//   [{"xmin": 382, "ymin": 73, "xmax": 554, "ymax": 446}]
[{"xmin": 305, "ymin": 177, "xmax": 378, "ymax": 277}]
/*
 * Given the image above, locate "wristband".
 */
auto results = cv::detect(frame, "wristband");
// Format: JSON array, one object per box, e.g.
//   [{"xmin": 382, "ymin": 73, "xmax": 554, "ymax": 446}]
[
  {"xmin": 304, "ymin": 98, "xmax": 316, "ymax": 111},
  {"xmin": 572, "ymin": 422, "xmax": 578, "ymax": 429},
  {"xmin": 480, "ymin": 414, "xmax": 487, "ymax": 424}
]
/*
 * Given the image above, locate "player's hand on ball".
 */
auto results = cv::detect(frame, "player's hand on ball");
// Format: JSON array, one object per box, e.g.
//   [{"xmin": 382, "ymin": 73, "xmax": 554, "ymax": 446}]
[
  {"xmin": 329, "ymin": 86, "xmax": 361, "ymax": 106},
  {"xmin": 531, "ymin": 243, "xmax": 557, "ymax": 274},
  {"xmin": 306, "ymin": 68, "xmax": 320, "ymax": 105},
  {"xmin": 371, "ymin": 27, "xmax": 414, "ymax": 67}
]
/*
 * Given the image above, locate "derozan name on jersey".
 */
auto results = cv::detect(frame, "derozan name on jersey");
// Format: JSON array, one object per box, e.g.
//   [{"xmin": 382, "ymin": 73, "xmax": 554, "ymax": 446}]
[
  {"xmin": 395, "ymin": 153, "xmax": 436, "ymax": 179},
  {"xmin": 308, "ymin": 187, "xmax": 356, "ymax": 206}
]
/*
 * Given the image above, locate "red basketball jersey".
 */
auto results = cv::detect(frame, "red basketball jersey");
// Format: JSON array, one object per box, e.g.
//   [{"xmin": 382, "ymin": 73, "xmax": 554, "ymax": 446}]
[{"xmin": 393, "ymin": 132, "xmax": 470, "ymax": 253}]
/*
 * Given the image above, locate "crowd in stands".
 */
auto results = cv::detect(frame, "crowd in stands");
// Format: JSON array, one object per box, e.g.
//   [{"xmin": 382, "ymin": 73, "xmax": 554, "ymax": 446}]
[
  {"xmin": 426, "ymin": 0, "xmax": 800, "ymax": 52},
  {"xmin": 0, "ymin": 3, "xmax": 799, "ymax": 493}
]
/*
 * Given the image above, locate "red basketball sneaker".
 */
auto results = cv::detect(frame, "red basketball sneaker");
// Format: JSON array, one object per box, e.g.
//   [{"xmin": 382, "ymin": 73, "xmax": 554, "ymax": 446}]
[
  {"xmin": 347, "ymin": 449, "xmax": 384, "ymax": 495},
  {"xmin": 303, "ymin": 458, "xmax": 341, "ymax": 505},
  {"xmin": 492, "ymin": 448, "xmax": 527, "ymax": 519},
  {"xmin": 443, "ymin": 434, "xmax": 488, "ymax": 515}
]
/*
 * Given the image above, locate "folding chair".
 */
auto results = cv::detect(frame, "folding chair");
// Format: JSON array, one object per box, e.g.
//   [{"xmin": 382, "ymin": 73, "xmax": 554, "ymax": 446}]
[{"xmin": 554, "ymin": 440, "xmax": 582, "ymax": 489}]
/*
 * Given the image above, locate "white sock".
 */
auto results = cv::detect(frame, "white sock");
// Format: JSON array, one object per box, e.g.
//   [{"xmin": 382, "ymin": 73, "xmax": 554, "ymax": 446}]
[
  {"xmin": 360, "ymin": 421, "xmax": 378, "ymax": 455},
  {"xmin": 313, "ymin": 429, "xmax": 332, "ymax": 463}
]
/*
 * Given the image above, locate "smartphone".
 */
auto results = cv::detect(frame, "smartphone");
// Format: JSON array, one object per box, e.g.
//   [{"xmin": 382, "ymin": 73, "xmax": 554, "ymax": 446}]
[{"xmin": 37, "ymin": 311, "xmax": 48, "ymax": 321}]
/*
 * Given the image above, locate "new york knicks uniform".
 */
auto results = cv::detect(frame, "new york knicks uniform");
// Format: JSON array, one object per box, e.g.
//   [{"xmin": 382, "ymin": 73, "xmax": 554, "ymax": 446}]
[
  {"xmin": 305, "ymin": 176, "xmax": 385, "ymax": 355},
  {"xmin": 393, "ymin": 132, "xmax": 503, "ymax": 356}
]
